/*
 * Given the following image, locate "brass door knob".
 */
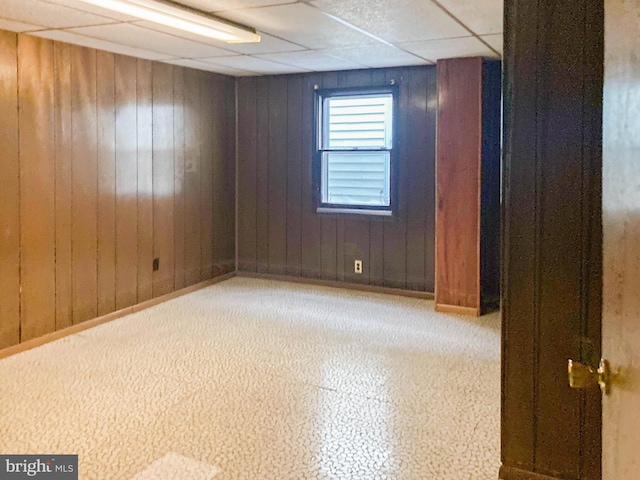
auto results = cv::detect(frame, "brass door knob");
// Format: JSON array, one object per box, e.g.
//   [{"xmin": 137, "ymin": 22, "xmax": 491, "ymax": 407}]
[{"xmin": 568, "ymin": 359, "xmax": 612, "ymax": 395}]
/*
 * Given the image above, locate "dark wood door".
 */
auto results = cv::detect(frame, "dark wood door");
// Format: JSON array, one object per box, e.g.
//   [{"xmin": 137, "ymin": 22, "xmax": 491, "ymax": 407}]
[{"xmin": 501, "ymin": 0, "xmax": 603, "ymax": 479}]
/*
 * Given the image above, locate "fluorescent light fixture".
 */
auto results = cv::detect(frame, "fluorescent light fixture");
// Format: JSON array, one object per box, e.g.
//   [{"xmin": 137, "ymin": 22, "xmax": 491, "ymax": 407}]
[{"xmin": 76, "ymin": 0, "xmax": 261, "ymax": 43}]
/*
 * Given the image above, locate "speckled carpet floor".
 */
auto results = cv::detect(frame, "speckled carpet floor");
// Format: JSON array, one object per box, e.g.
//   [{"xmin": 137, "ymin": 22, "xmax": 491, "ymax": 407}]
[{"xmin": 0, "ymin": 277, "xmax": 500, "ymax": 479}]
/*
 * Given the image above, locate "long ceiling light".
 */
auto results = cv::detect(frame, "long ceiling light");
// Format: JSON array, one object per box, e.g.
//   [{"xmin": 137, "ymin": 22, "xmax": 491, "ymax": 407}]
[{"xmin": 76, "ymin": 0, "xmax": 261, "ymax": 43}]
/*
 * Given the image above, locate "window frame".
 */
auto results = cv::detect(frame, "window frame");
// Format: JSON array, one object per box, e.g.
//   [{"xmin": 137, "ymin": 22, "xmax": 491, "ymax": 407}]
[{"xmin": 313, "ymin": 84, "xmax": 399, "ymax": 216}]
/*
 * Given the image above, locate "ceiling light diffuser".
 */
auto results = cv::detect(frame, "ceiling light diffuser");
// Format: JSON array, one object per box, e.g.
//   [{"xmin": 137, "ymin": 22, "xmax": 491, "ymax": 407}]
[{"xmin": 76, "ymin": 0, "xmax": 261, "ymax": 43}]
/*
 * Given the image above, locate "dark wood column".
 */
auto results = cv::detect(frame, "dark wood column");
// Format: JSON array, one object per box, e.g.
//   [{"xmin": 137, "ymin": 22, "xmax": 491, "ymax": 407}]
[{"xmin": 501, "ymin": 0, "xmax": 603, "ymax": 479}]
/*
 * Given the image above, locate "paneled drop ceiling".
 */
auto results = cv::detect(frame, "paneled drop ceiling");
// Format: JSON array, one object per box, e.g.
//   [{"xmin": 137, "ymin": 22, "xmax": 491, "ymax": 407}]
[{"xmin": 0, "ymin": 0, "xmax": 503, "ymax": 76}]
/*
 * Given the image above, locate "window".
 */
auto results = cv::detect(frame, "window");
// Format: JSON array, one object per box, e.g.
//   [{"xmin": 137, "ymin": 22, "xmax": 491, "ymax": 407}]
[{"xmin": 315, "ymin": 87, "xmax": 397, "ymax": 215}]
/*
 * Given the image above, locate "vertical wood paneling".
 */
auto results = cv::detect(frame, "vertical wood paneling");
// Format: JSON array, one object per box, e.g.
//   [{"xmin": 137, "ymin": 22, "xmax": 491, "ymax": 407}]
[
  {"xmin": 320, "ymin": 71, "xmax": 338, "ymax": 282},
  {"xmin": 424, "ymin": 68, "xmax": 438, "ymax": 293},
  {"xmin": 0, "ymin": 31, "xmax": 235, "ymax": 350},
  {"xmin": 480, "ymin": 62, "xmax": 502, "ymax": 304},
  {"xmin": 173, "ymin": 66, "xmax": 186, "ymax": 290},
  {"xmin": 53, "ymin": 41, "xmax": 73, "ymax": 330},
  {"xmin": 255, "ymin": 77, "xmax": 270, "ymax": 273},
  {"xmin": 502, "ymin": 0, "xmax": 538, "ymax": 469},
  {"xmin": 114, "ymin": 55, "xmax": 139, "ymax": 309},
  {"xmin": 18, "ymin": 36, "xmax": 55, "ymax": 341},
  {"xmin": 535, "ymin": 0, "xmax": 587, "ymax": 475},
  {"xmin": 71, "ymin": 46, "xmax": 98, "ymax": 324},
  {"xmin": 237, "ymin": 66, "xmax": 437, "ymax": 291},
  {"xmin": 405, "ymin": 68, "xmax": 428, "ymax": 292},
  {"xmin": 152, "ymin": 62, "xmax": 175, "ymax": 297},
  {"xmin": 435, "ymin": 58, "xmax": 482, "ymax": 310},
  {"xmin": 0, "ymin": 31, "xmax": 20, "ymax": 348},
  {"xmin": 137, "ymin": 59, "xmax": 153, "ymax": 302},
  {"xmin": 223, "ymin": 76, "xmax": 236, "ymax": 271},
  {"xmin": 18, "ymin": 35, "xmax": 56, "ymax": 341},
  {"xmin": 383, "ymin": 68, "xmax": 408, "ymax": 290},
  {"xmin": 267, "ymin": 75, "xmax": 288, "ymax": 275},
  {"xmin": 183, "ymin": 68, "xmax": 202, "ymax": 285},
  {"xmin": 300, "ymin": 73, "xmax": 323, "ymax": 279},
  {"xmin": 502, "ymin": 0, "xmax": 603, "ymax": 478},
  {"xmin": 286, "ymin": 75, "xmax": 303, "ymax": 277},
  {"xmin": 96, "ymin": 50, "xmax": 117, "ymax": 316},
  {"xmin": 200, "ymin": 72, "xmax": 214, "ymax": 281},
  {"xmin": 212, "ymin": 76, "xmax": 232, "ymax": 275},
  {"xmin": 237, "ymin": 77, "xmax": 258, "ymax": 272}
]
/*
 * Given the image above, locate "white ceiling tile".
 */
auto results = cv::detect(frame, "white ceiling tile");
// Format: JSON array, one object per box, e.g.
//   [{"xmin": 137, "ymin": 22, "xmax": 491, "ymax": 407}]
[
  {"xmin": 323, "ymin": 44, "xmax": 430, "ymax": 68},
  {"xmin": 398, "ymin": 36, "xmax": 499, "ymax": 62},
  {"xmin": 220, "ymin": 33, "xmax": 306, "ymax": 55},
  {"xmin": 30, "ymin": 30, "xmax": 175, "ymax": 61},
  {"xmin": 309, "ymin": 0, "xmax": 470, "ymax": 43},
  {"xmin": 219, "ymin": 3, "xmax": 379, "ymax": 49},
  {"xmin": 65, "ymin": 23, "xmax": 239, "ymax": 58},
  {"xmin": 130, "ymin": 21, "xmax": 240, "ymax": 56},
  {"xmin": 134, "ymin": 21, "xmax": 304, "ymax": 55},
  {"xmin": 0, "ymin": 18, "xmax": 43, "ymax": 33},
  {"xmin": 435, "ymin": 0, "xmax": 503, "ymax": 36},
  {"xmin": 170, "ymin": 0, "xmax": 297, "ymax": 13},
  {"xmin": 40, "ymin": 0, "xmax": 138, "ymax": 21},
  {"xmin": 257, "ymin": 50, "xmax": 367, "ymax": 71},
  {"xmin": 163, "ymin": 58, "xmax": 251, "ymax": 76},
  {"xmin": 195, "ymin": 55, "xmax": 309, "ymax": 75},
  {"xmin": 481, "ymin": 34, "xmax": 503, "ymax": 55},
  {"xmin": 0, "ymin": 0, "xmax": 118, "ymax": 29}
]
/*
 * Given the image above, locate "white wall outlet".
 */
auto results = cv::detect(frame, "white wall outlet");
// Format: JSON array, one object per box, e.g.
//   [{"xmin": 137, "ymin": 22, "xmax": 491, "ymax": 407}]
[{"xmin": 354, "ymin": 259, "xmax": 363, "ymax": 274}]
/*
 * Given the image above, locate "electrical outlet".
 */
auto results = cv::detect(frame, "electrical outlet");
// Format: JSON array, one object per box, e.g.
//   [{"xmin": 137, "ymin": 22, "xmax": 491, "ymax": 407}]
[{"xmin": 354, "ymin": 259, "xmax": 363, "ymax": 274}]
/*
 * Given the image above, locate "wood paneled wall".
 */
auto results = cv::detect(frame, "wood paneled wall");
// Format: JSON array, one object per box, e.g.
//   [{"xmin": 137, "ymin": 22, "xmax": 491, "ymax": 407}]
[
  {"xmin": 0, "ymin": 30, "xmax": 235, "ymax": 349},
  {"xmin": 435, "ymin": 58, "xmax": 501, "ymax": 315},
  {"xmin": 501, "ymin": 0, "xmax": 603, "ymax": 478},
  {"xmin": 435, "ymin": 57, "xmax": 484, "ymax": 313},
  {"xmin": 237, "ymin": 66, "xmax": 437, "ymax": 292}
]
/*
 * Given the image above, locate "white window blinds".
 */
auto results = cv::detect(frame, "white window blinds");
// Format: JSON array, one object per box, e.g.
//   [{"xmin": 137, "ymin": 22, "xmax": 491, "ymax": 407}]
[{"xmin": 320, "ymin": 93, "xmax": 393, "ymax": 208}]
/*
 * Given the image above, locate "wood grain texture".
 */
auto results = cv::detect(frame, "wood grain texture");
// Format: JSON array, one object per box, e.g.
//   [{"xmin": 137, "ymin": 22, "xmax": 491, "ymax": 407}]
[
  {"xmin": 115, "ymin": 54, "xmax": 139, "ymax": 310},
  {"xmin": 183, "ymin": 68, "xmax": 202, "ymax": 285},
  {"xmin": 502, "ymin": 0, "xmax": 539, "ymax": 469},
  {"xmin": 0, "ymin": 31, "xmax": 20, "ymax": 348},
  {"xmin": 96, "ymin": 50, "xmax": 117, "ymax": 316},
  {"xmin": 267, "ymin": 75, "xmax": 288, "ymax": 276},
  {"xmin": 236, "ymin": 66, "xmax": 437, "ymax": 291},
  {"xmin": 53, "ymin": 41, "xmax": 73, "ymax": 330},
  {"xmin": 502, "ymin": 0, "xmax": 603, "ymax": 478},
  {"xmin": 137, "ymin": 59, "xmax": 154, "ymax": 302},
  {"xmin": 299, "ymin": 73, "xmax": 323, "ymax": 279},
  {"xmin": 213, "ymin": 75, "xmax": 235, "ymax": 276},
  {"xmin": 18, "ymin": 35, "xmax": 56, "ymax": 341},
  {"xmin": 435, "ymin": 57, "xmax": 483, "ymax": 312},
  {"xmin": 152, "ymin": 62, "xmax": 175, "ymax": 297},
  {"xmin": 222, "ymin": 76, "xmax": 236, "ymax": 273},
  {"xmin": 0, "ymin": 30, "xmax": 235, "ymax": 349},
  {"xmin": 499, "ymin": 466, "xmax": 563, "ymax": 480},
  {"xmin": 285, "ymin": 75, "xmax": 303, "ymax": 277},
  {"xmin": 382, "ymin": 68, "xmax": 407, "ymax": 290},
  {"xmin": 405, "ymin": 68, "xmax": 429, "ymax": 292},
  {"xmin": 237, "ymin": 77, "xmax": 258, "ymax": 272},
  {"xmin": 199, "ymin": 72, "xmax": 214, "ymax": 281},
  {"xmin": 71, "ymin": 45, "xmax": 98, "ymax": 324},
  {"xmin": 255, "ymin": 76, "xmax": 270, "ymax": 274},
  {"xmin": 173, "ymin": 66, "xmax": 186, "ymax": 290}
]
